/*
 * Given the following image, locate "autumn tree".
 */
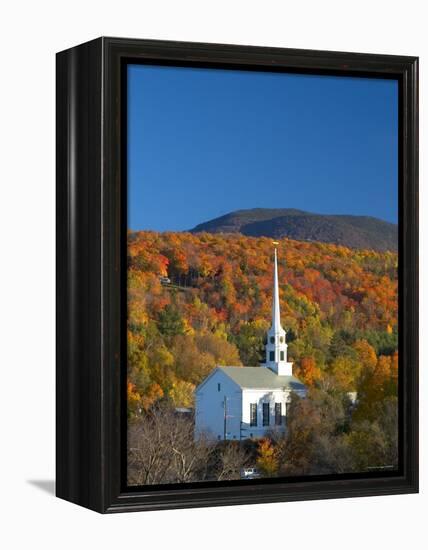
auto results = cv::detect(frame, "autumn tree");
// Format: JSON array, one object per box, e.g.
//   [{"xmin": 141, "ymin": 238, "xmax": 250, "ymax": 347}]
[
  {"xmin": 354, "ymin": 353, "xmax": 398, "ymax": 422},
  {"xmin": 172, "ymin": 334, "xmax": 216, "ymax": 385},
  {"xmin": 353, "ymin": 339, "xmax": 377, "ymax": 371},
  {"xmin": 169, "ymin": 379, "xmax": 195, "ymax": 408},
  {"xmin": 127, "ymin": 382, "xmax": 142, "ymax": 417},
  {"xmin": 328, "ymin": 355, "xmax": 361, "ymax": 392},
  {"xmin": 295, "ymin": 356, "xmax": 322, "ymax": 387},
  {"xmin": 195, "ymin": 332, "xmax": 242, "ymax": 367},
  {"xmin": 140, "ymin": 383, "xmax": 164, "ymax": 411},
  {"xmin": 256, "ymin": 438, "xmax": 279, "ymax": 477}
]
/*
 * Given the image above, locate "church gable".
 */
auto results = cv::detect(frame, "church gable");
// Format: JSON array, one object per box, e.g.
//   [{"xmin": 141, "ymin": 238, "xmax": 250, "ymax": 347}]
[{"xmin": 195, "ymin": 366, "xmax": 242, "ymax": 395}]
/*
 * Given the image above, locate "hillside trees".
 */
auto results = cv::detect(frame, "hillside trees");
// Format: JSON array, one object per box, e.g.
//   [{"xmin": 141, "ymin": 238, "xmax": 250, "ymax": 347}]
[
  {"xmin": 127, "ymin": 231, "xmax": 398, "ymax": 430},
  {"xmin": 127, "ymin": 231, "xmax": 399, "ymax": 482}
]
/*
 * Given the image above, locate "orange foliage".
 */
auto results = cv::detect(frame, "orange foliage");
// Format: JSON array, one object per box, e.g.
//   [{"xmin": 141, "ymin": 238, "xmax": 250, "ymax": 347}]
[
  {"xmin": 295, "ymin": 356, "xmax": 322, "ymax": 386},
  {"xmin": 140, "ymin": 383, "xmax": 164, "ymax": 411},
  {"xmin": 127, "ymin": 231, "xmax": 398, "ymax": 413},
  {"xmin": 128, "ymin": 231, "xmax": 398, "ymax": 332}
]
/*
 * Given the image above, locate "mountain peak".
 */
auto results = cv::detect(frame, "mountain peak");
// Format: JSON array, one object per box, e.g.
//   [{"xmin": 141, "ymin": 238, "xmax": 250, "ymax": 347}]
[{"xmin": 190, "ymin": 208, "xmax": 397, "ymax": 252}]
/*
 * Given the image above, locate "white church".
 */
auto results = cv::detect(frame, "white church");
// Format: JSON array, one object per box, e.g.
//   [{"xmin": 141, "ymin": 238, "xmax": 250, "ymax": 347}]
[{"xmin": 195, "ymin": 245, "xmax": 306, "ymax": 441}]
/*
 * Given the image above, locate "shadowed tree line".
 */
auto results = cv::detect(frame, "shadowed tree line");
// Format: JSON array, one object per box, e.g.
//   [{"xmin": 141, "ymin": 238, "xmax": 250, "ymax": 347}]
[{"xmin": 129, "ymin": 382, "xmax": 398, "ymax": 485}]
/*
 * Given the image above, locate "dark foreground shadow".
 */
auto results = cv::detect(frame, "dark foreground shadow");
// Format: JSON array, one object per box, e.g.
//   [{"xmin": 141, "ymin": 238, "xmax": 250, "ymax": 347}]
[{"xmin": 27, "ymin": 479, "xmax": 55, "ymax": 496}]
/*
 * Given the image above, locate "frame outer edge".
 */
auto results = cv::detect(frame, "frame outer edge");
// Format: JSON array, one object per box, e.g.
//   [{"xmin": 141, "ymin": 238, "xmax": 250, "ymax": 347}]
[{"xmin": 57, "ymin": 37, "xmax": 419, "ymax": 513}]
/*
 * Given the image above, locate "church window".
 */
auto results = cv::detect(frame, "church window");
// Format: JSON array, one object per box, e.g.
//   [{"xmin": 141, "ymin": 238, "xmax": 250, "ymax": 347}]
[
  {"xmin": 262, "ymin": 403, "xmax": 270, "ymax": 426},
  {"xmin": 270, "ymin": 336, "xmax": 275, "ymax": 344},
  {"xmin": 280, "ymin": 351, "xmax": 285, "ymax": 361},
  {"xmin": 250, "ymin": 403, "xmax": 257, "ymax": 426},
  {"xmin": 269, "ymin": 351, "xmax": 275, "ymax": 361},
  {"xmin": 217, "ymin": 383, "xmax": 221, "ymax": 392},
  {"xmin": 280, "ymin": 336, "xmax": 284, "ymax": 343},
  {"xmin": 275, "ymin": 403, "xmax": 282, "ymax": 425}
]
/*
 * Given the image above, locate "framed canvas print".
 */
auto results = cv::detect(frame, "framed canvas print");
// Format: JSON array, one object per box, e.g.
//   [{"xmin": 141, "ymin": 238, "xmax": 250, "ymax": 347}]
[{"xmin": 56, "ymin": 37, "xmax": 418, "ymax": 513}]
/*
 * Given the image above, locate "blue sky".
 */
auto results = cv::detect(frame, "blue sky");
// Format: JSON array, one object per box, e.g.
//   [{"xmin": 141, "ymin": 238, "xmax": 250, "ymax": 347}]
[{"xmin": 128, "ymin": 64, "xmax": 398, "ymax": 231}]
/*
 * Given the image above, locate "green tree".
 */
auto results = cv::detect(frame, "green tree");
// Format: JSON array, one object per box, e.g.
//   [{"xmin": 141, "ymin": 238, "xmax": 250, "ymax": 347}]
[
  {"xmin": 329, "ymin": 330, "xmax": 357, "ymax": 360},
  {"xmin": 157, "ymin": 304, "xmax": 185, "ymax": 337},
  {"xmin": 356, "ymin": 329, "xmax": 398, "ymax": 356},
  {"xmin": 233, "ymin": 320, "xmax": 267, "ymax": 366}
]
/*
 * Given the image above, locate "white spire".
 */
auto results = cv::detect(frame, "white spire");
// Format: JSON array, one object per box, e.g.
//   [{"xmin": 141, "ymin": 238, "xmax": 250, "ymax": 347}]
[
  {"xmin": 271, "ymin": 247, "xmax": 283, "ymax": 333},
  {"xmin": 261, "ymin": 243, "xmax": 293, "ymax": 376}
]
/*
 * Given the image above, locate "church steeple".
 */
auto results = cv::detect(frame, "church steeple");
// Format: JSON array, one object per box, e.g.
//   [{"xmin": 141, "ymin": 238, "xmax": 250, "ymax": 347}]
[
  {"xmin": 272, "ymin": 247, "xmax": 282, "ymax": 334},
  {"xmin": 262, "ymin": 243, "xmax": 293, "ymax": 376}
]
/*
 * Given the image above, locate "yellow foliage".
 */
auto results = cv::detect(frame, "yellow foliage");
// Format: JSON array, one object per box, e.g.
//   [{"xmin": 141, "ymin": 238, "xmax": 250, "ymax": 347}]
[
  {"xmin": 353, "ymin": 339, "xmax": 377, "ymax": 371},
  {"xmin": 169, "ymin": 380, "xmax": 196, "ymax": 408},
  {"xmin": 256, "ymin": 438, "xmax": 279, "ymax": 476}
]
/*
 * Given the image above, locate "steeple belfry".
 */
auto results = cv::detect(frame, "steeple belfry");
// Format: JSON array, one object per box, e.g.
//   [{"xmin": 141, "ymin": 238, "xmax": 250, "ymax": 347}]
[{"xmin": 262, "ymin": 244, "xmax": 293, "ymax": 376}]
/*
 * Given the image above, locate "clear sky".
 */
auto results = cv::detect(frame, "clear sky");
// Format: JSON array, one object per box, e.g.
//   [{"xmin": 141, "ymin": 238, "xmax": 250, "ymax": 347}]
[{"xmin": 128, "ymin": 64, "xmax": 398, "ymax": 231}]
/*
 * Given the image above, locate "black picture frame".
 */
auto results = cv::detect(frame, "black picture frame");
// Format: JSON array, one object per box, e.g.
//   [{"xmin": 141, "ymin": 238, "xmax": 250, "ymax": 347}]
[{"xmin": 56, "ymin": 37, "xmax": 419, "ymax": 513}]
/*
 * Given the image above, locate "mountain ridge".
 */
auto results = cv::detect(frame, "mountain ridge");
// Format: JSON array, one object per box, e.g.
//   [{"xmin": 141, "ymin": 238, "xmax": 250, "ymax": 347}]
[{"xmin": 190, "ymin": 208, "xmax": 397, "ymax": 252}]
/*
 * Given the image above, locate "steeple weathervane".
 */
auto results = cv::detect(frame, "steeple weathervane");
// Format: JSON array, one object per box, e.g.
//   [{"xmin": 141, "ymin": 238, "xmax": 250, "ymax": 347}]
[{"xmin": 262, "ymin": 242, "xmax": 293, "ymax": 376}]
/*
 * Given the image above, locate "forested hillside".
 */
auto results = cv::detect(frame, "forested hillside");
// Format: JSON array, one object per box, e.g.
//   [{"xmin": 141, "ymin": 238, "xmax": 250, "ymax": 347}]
[
  {"xmin": 128, "ymin": 230, "xmax": 398, "ymax": 413},
  {"xmin": 127, "ymin": 230, "xmax": 399, "ymax": 483}
]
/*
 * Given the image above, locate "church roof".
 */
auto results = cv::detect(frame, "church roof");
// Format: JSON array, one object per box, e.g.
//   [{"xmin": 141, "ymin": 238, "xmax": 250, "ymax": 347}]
[{"xmin": 218, "ymin": 366, "xmax": 306, "ymax": 391}]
